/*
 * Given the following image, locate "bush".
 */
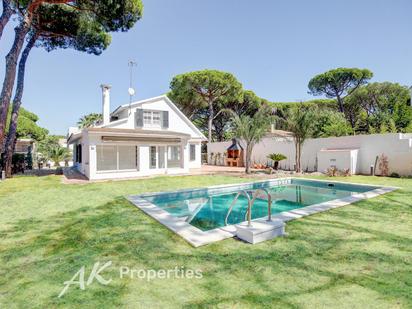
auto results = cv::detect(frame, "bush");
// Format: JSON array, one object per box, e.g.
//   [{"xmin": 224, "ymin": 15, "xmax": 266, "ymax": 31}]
[
  {"xmin": 389, "ymin": 172, "xmax": 400, "ymax": 178},
  {"xmin": 267, "ymin": 153, "xmax": 287, "ymax": 170}
]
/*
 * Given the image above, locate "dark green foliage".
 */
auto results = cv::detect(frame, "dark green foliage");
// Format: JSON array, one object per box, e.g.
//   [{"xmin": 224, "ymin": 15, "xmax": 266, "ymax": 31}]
[
  {"xmin": 169, "ymin": 70, "xmax": 244, "ymax": 142},
  {"xmin": 308, "ymin": 67, "xmax": 373, "ymax": 112},
  {"xmin": 7, "ymin": 152, "xmax": 32, "ymax": 173},
  {"xmin": 77, "ymin": 113, "xmax": 103, "ymax": 128},
  {"xmin": 267, "ymin": 153, "xmax": 287, "ymax": 162},
  {"xmin": 312, "ymin": 110, "xmax": 353, "ymax": 138},
  {"xmin": 6, "ymin": 107, "xmax": 48, "ymax": 141},
  {"xmin": 345, "ymin": 82, "xmax": 412, "ymax": 134}
]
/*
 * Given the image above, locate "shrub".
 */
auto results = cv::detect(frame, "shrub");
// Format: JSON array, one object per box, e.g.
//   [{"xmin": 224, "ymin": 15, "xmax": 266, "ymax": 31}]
[
  {"xmin": 326, "ymin": 167, "xmax": 338, "ymax": 177},
  {"xmin": 267, "ymin": 153, "xmax": 287, "ymax": 170},
  {"xmin": 389, "ymin": 172, "xmax": 400, "ymax": 178}
]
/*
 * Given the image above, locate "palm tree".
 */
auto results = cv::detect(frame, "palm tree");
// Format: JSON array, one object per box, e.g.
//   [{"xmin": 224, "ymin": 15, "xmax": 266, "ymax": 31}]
[
  {"xmin": 281, "ymin": 106, "xmax": 316, "ymax": 172},
  {"xmin": 267, "ymin": 153, "xmax": 287, "ymax": 170},
  {"xmin": 231, "ymin": 107, "xmax": 273, "ymax": 174},
  {"xmin": 48, "ymin": 146, "xmax": 71, "ymax": 167},
  {"xmin": 77, "ymin": 113, "xmax": 102, "ymax": 129}
]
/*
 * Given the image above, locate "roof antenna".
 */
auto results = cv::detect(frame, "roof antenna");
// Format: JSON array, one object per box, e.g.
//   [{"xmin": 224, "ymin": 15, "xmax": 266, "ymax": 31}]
[{"xmin": 128, "ymin": 60, "xmax": 137, "ymax": 115}]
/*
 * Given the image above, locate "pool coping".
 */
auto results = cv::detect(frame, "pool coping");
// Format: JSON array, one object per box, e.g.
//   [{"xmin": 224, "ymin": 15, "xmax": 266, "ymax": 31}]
[{"xmin": 126, "ymin": 178, "xmax": 399, "ymax": 247}]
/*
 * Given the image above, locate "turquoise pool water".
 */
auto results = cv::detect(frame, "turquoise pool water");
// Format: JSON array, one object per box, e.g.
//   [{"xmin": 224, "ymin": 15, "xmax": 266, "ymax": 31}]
[{"xmin": 143, "ymin": 179, "xmax": 378, "ymax": 231}]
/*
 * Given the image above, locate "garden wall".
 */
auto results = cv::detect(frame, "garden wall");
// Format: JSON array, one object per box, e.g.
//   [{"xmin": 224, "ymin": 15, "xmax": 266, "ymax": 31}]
[{"xmin": 207, "ymin": 133, "xmax": 412, "ymax": 176}]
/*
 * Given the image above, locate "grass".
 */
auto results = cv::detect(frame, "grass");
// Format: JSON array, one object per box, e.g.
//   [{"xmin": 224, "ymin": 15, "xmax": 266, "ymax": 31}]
[{"xmin": 0, "ymin": 174, "xmax": 411, "ymax": 308}]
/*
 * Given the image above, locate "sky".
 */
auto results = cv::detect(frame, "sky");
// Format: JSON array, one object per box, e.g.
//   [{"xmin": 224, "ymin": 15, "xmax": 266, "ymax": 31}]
[{"xmin": 0, "ymin": 0, "xmax": 411, "ymax": 135}]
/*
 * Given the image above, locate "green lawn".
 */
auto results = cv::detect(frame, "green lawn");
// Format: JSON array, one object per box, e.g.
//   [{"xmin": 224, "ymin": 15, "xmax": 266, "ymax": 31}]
[{"xmin": 0, "ymin": 175, "xmax": 411, "ymax": 308}]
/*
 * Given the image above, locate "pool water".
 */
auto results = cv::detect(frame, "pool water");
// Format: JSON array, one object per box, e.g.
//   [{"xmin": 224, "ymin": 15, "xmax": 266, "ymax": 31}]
[{"xmin": 143, "ymin": 179, "xmax": 378, "ymax": 231}]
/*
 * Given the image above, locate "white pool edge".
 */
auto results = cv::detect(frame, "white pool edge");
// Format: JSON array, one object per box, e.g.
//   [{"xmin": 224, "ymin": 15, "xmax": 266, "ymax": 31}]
[{"xmin": 126, "ymin": 178, "xmax": 399, "ymax": 247}]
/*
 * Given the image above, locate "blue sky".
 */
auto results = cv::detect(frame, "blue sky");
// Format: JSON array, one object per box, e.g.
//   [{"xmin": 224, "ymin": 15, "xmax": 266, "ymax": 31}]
[{"xmin": 0, "ymin": 0, "xmax": 411, "ymax": 134}]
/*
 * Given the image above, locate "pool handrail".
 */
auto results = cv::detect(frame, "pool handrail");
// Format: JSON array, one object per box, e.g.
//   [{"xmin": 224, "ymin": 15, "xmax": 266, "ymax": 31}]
[
  {"xmin": 225, "ymin": 188, "xmax": 272, "ymax": 227},
  {"xmin": 247, "ymin": 188, "xmax": 272, "ymax": 223},
  {"xmin": 224, "ymin": 190, "xmax": 252, "ymax": 226}
]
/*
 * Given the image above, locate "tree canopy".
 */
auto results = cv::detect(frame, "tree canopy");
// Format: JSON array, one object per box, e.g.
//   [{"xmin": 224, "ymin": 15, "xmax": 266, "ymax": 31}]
[
  {"xmin": 344, "ymin": 82, "xmax": 412, "ymax": 134},
  {"xmin": 308, "ymin": 68, "xmax": 373, "ymax": 113},
  {"xmin": 77, "ymin": 113, "xmax": 103, "ymax": 128},
  {"xmin": 6, "ymin": 107, "xmax": 48, "ymax": 141},
  {"xmin": 0, "ymin": 0, "xmax": 144, "ymax": 146},
  {"xmin": 169, "ymin": 70, "xmax": 243, "ymax": 143}
]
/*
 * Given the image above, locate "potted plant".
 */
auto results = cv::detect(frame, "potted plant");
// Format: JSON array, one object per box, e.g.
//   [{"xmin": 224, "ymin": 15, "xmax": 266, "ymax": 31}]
[{"xmin": 267, "ymin": 153, "xmax": 287, "ymax": 170}]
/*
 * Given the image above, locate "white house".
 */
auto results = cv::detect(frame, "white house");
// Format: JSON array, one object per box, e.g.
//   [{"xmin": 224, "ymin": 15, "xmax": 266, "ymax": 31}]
[{"xmin": 67, "ymin": 85, "xmax": 206, "ymax": 180}]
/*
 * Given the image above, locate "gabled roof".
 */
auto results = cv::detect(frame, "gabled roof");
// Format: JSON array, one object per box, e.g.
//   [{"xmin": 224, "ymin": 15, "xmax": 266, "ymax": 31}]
[{"xmin": 111, "ymin": 95, "xmax": 207, "ymax": 141}]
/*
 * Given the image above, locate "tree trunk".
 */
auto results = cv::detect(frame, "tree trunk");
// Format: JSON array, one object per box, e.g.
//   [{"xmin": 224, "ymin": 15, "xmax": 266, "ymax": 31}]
[
  {"xmin": 207, "ymin": 99, "xmax": 214, "ymax": 143},
  {"xmin": 245, "ymin": 144, "xmax": 252, "ymax": 174},
  {"xmin": 294, "ymin": 139, "xmax": 298, "ymax": 172},
  {"xmin": 0, "ymin": 0, "xmax": 13, "ymax": 41},
  {"xmin": 294, "ymin": 138, "xmax": 302, "ymax": 173},
  {"xmin": 0, "ymin": 20, "xmax": 30, "ymax": 147},
  {"xmin": 337, "ymin": 95, "xmax": 344, "ymax": 113},
  {"xmin": 4, "ymin": 33, "xmax": 37, "ymax": 178}
]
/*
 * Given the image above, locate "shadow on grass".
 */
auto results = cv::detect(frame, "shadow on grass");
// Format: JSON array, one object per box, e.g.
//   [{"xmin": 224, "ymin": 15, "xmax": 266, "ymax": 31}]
[{"xmin": 0, "ymin": 189, "xmax": 411, "ymax": 308}]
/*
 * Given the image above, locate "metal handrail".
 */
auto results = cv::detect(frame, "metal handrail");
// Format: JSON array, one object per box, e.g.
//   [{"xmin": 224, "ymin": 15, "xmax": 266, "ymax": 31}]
[
  {"xmin": 224, "ymin": 190, "xmax": 252, "ymax": 226},
  {"xmin": 246, "ymin": 188, "xmax": 272, "ymax": 223},
  {"xmin": 225, "ymin": 188, "xmax": 273, "ymax": 227}
]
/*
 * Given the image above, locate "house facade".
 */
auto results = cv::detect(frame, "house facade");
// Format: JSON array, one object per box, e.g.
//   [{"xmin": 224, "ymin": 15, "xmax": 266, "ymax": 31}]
[{"xmin": 67, "ymin": 85, "xmax": 206, "ymax": 180}]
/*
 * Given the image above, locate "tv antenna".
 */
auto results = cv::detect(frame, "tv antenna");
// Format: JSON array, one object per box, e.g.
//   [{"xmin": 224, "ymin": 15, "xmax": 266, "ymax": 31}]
[{"xmin": 128, "ymin": 60, "xmax": 137, "ymax": 114}]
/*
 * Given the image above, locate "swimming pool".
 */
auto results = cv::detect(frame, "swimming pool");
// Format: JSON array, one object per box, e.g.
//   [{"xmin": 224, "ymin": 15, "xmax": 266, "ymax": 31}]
[{"xmin": 128, "ymin": 178, "xmax": 395, "ymax": 246}]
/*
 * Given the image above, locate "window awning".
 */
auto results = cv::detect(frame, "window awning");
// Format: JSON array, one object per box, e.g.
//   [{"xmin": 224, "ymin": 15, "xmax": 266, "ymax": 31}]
[{"xmin": 101, "ymin": 136, "xmax": 182, "ymax": 143}]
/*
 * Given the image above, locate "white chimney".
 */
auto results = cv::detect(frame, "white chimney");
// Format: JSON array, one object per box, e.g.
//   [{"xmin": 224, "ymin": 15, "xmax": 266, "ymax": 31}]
[{"xmin": 101, "ymin": 84, "xmax": 111, "ymax": 126}]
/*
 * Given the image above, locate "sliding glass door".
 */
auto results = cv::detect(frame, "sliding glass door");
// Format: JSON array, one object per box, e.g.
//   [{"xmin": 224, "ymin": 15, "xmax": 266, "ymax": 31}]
[
  {"xmin": 167, "ymin": 145, "xmax": 181, "ymax": 168},
  {"xmin": 158, "ymin": 146, "xmax": 166, "ymax": 168}
]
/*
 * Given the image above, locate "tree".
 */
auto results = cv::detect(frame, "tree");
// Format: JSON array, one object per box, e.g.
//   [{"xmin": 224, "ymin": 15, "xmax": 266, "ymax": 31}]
[
  {"xmin": 169, "ymin": 70, "xmax": 243, "ymax": 143},
  {"xmin": 311, "ymin": 109, "xmax": 353, "ymax": 138},
  {"xmin": 77, "ymin": 113, "xmax": 103, "ymax": 128},
  {"xmin": 231, "ymin": 107, "xmax": 273, "ymax": 174},
  {"xmin": 344, "ymin": 82, "xmax": 412, "ymax": 134},
  {"xmin": 10, "ymin": 107, "xmax": 48, "ymax": 140},
  {"xmin": 0, "ymin": 0, "xmax": 144, "ymax": 147},
  {"xmin": 211, "ymin": 90, "xmax": 265, "ymax": 141},
  {"xmin": 267, "ymin": 153, "xmax": 287, "ymax": 170},
  {"xmin": 308, "ymin": 68, "xmax": 373, "ymax": 114},
  {"xmin": 2, "ymin": 1, "xmax": 143, "ymax": 177},
  {"xmin": 48, "ymin": 145, "xmax": 71, "ymax": 167},
  {"xmin": 280, "ymin": 106, "xmax": 316, "ymax": 172},
  {"xmin": 0, "ymin": 0, "xmax": 13, "ymax": 40}
]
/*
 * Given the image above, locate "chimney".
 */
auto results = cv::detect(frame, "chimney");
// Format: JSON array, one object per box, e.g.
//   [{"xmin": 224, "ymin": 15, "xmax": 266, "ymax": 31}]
[{"xmin": 101, "ymin": 84, "xmax": 111, "ymax": 125}]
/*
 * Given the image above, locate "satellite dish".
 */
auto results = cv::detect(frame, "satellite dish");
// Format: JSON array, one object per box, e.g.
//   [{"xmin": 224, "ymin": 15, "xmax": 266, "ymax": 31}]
[{"xmin": 128, "ymin": 87, "xmax": 135, "ymax": 96}]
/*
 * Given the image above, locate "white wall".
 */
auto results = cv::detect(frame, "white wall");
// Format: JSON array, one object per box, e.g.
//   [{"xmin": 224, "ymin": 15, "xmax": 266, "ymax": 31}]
[
  {"xmin": 317, "ymin": 149, "xmax": 359, "ymax": 174},
  {"xmin": 208, "ymin": 133, "xmax": 412, "ymax": 176},
  {"xmin": 188, "ymin": 142, "xmax": 202, "ymax": 168}
]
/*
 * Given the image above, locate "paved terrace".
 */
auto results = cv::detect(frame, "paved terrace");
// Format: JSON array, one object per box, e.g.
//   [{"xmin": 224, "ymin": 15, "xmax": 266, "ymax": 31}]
[{"xmin": 61, "ymin": 165, "xmax": 300, "ymax": 184}]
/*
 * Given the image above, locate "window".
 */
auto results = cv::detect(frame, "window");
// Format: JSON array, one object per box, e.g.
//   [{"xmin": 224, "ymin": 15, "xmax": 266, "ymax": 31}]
[
  {"xmin": 143, "ymin": 111, "xmax": 161, "ymax": 127},
  {"xmin": 97, "ymin": 145, "xmax": 138, "ymax": 171},
  {"xmin": 158, "ymin": 146, "xmax": 165, "ymax": 168},
  {"xmin": 75, "ymin": 144, "xmax": 82, "ymax": 163},
  {"xmin": 119, "ymin": 146, "xmax": 138, "ymax": 170},
  {"xmin": 150, "ymin": 146, "xmax": 157, "ymax": 169},
  {"xmin": 167, "ymin": 146, "xmax": 181, "ymax": 168},
  {"xmin": 189, "ymin": 144, "xmax": 196, "ymax": 161},
  {"xmin": 97, "ymin": 145, "xmax": 117, "ymax": 171}
]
